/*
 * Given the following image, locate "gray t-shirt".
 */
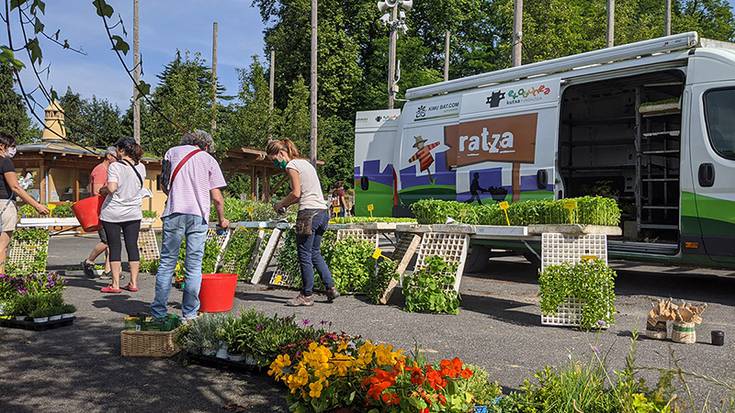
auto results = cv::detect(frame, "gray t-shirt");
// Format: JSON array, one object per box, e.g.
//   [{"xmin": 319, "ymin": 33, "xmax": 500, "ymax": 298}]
[
  {"xmin": 100, "ymin": 161, "xmax": 146, "ymax": 223},
  {"xmin": 286, "ymin": 159, "xmax": 327, "ymax": 211}
]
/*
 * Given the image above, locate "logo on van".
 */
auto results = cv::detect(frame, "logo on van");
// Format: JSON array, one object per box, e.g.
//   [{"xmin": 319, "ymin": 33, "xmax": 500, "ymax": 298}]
[
  {"xmin": 444, "ymin": 113, "xmax": 538, "ymax": 167},
  {"xmin": 485, "ymin": 84, "xmax": 552, "ymax": 108},
  {"xmin": 416, "ymin": 105, "xmax": 427, "ymax": 119},
  {"xmin": 486, "ymin": 91, "xmax": 505, "ymax": 108}
]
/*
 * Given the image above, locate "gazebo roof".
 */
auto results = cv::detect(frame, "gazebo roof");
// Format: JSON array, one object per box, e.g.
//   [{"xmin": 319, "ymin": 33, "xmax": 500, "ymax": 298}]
[{"xmin": 16, "ymin": 140, "xmax": 161, "ymax": 165}]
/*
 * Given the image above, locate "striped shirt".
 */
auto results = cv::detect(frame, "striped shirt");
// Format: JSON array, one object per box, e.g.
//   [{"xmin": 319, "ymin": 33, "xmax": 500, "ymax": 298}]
[
  {"xmin": 162, "ymin": 145, "xmax": 226, "ymax": 222},
  {"xmin": 409, "ymin": 142, "xmax": 440, "ymax": 172}
]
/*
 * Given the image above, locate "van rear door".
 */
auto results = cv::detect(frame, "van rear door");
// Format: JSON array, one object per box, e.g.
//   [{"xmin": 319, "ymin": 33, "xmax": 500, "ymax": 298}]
[{"xmin": 687, "ymin": 54, "xmax": 735, "ymax": 264}]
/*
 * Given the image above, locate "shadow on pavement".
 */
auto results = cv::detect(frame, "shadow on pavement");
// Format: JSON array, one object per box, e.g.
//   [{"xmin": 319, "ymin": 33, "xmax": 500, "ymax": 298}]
[
  {"xmin": 461, "ymin": 294, "xmax": 539, "ymax": 327},
  {"xmin": 0, "ymin": 318, "xmax": 286, "ymax": 412}
]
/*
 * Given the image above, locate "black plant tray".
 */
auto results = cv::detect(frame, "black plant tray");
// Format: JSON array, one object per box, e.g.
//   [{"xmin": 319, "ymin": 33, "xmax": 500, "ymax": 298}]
[
  {"xmin": 0, "ymin": 316, "xmax": 75, "ymax": 331},
  {"xmin": 186, "ymin": 353, "xmax": 265, "ymax": 374}
]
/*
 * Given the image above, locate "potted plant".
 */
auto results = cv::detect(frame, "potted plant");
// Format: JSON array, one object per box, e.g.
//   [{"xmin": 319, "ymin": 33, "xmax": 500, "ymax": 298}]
[
  {"xmin": 93, "ymin": 265, "xmax": 105, "ymax": 277},
  {"xmin": 48, "ymin": 306, "xmax": 65, "ymax": 321},
  {"xmin": 30, "ymin": 306, "xmax": 50, "ymax": 323},
  {"xmin": 61, "ymin": 304, "xmax": 76, "ymax": 319}
]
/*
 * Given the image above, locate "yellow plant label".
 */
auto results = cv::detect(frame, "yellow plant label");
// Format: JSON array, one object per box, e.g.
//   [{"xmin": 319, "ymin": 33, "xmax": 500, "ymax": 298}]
[
  {"xmin": 333, "ymin": 206, "xmax": 341, "ymax": 214},
  {"xmin": 563, "ymin": 200, "xmax": 577, "ymax": 210},
  {"xmin": 581, "ymin": 255, "xmax": 598, "ymax": 261},
  {"xmin": 367, "ymin": 204, "xmax": 374, "ymax": 212},
  {"xmin": 499, "ymin": 201, "xmax": 509, "ymax": 210},
  {"xmin": 372, "ymin": 248, "xmax": 383, "ymax": 260},
  {"xmin": 273, "ymin": 275, "xmax": 283, "ymax": 284}
]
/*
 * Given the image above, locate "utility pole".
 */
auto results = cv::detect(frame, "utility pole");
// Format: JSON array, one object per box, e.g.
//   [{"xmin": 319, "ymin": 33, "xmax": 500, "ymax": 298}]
[
  {"xmin": 444, "ymin": 30, "xmax": 450, "ymax": 81},
  {"xmin": 269, "ymin": 50, "xmax": 275, "ymax": 111},
  {"xmin": 132, "ymin": 0, "xmax": 141, "ymax": 144},
  {"xmin": 512, "ymin": 0, "xmax": 523, "ymax": 67},
  {"xmin": 211, "ymin": 22, "xmax": 218, "ymax": 134},
  {"xmin": 310, "ymin": 0, "xmax": 318, "ymax": 165},
  {"xmin": 387, "ymin": 5, "xmax": 398, "ymax": 109},
  {"xmin": 664, "ymin": 0, "xmax": 672, "ymax": 36},
  {"xmin": 607, "ymin": 0, "xmax": 615, "ymax": 47}
]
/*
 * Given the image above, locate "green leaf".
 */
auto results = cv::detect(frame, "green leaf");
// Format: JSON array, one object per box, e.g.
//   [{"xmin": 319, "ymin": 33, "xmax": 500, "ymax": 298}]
[
  {"xmin": 10, "ymin": 0, "xmax": 24, "ymax": 11},
  {"xmin": 93, "ymin": 0, "xmax": 114, "ymax": 18},
  {"xmin": 111, "ymin": 35, "xmax": 129, "ymax": 55},
  {"xmin": 0, "ymin": 46, "xmax": 26, "ymax": 71},
  {"xmin": 31, "ymin": 0, "xmax": 45, "ymax": 14},
  {"xmin": 33, "ymin": 17, "xmax": 45, "ymax": 34},
  {"xmin": 136, "ymin": 80, "xmax": 151, "ymax": 98},
  {"xmin": 49, "ymin": 87, "xmax": 59, "ymax": 102},
  {"xmin": 25, "ymin": 38, "xmax": 42, "ymax": 65}
]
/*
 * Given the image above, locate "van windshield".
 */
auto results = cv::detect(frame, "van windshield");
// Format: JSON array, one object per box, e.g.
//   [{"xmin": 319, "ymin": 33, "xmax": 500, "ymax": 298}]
[{"xmin": 704, "ymin": 88, "xmax": 735, "ymax": 160}]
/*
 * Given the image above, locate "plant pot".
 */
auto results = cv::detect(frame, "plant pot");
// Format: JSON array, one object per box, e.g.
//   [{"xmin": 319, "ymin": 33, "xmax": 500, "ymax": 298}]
[
  {"xmin": 672, "ymin": 321, "xmax": 696, "ymax": 344},
  {"xmin": 94, "ymin": 269, "xmax": 105, "ymax": 276},
  {"xmin": 216, "ymin": 343, "xmax": 229, "ymax": 359},
  {"xmin": 62, "ymin": 313, "xmax": 75, "ymax": 319},
  {"xmin": 15, "ymin": 315, "xmax": 27, "ymax": 321},
  {"xmin": 228, "ymin": 352, "xmax": 245, "ymax": 362},
  {"xmin": 245, "ymin": 355, "xmax": 257, "ymax": 366},
  {"xmin": 33, "ymin": 317, "xmax": 49, "ymax": 323},
  {"xmin": 49, "ymin": 314, "xmax": 62, "ymax": 321},
  {"xmin": 645, "ymin": 320, "xmax": 668, "ymax": 340},
  {"xmin": 202, "ymin": 348, "xmax": 217, "ymax": 357}
]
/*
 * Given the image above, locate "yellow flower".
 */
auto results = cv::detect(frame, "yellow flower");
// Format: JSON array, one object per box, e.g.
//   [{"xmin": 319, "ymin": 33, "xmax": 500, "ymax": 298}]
[
  {"xmin": 337, "ymin": 340, "xmax": 349, "ymax": 352},
  {"xmin": 308, "ymin": 379, "xmax": 324, "ymax": 398},
  {"xmin": 268, "ymin": 354, "xmax": 292, "ymax": 379}
]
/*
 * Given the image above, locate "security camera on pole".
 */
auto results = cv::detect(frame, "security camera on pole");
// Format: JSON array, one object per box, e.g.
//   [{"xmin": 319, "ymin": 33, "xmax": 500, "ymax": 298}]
[{"xmin": 378, "ymin": 0, "xmax": 412, "ymax": 109}]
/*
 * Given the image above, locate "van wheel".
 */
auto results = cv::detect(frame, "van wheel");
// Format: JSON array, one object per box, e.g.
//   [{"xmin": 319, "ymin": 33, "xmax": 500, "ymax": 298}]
[
  {"xmin": 465, "ymin": 246, "xmax": 492, "ymax": 274},
  {"xmin": 524, "ymin": 252, "xmax": 541, "ymax": 269}
]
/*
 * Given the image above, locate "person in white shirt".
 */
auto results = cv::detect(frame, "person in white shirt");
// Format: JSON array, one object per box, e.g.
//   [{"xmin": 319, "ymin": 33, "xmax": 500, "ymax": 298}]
[{"xmin": 267, "ymin": 139, "xmax": 338, "ymax": 307}]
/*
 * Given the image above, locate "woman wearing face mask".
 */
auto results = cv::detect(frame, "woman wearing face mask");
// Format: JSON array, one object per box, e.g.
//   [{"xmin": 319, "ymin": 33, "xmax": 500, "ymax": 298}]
[
  {"xmin": 98, "ymin": 137, "xmax": 146, "ymax": 294},
  {"xmin": 266, "ymin": 139, "xmax": 339, "ymax": 306},
  {"xmin": 0, "ymin": 133, "xmax": 50, "ymax": 273}
]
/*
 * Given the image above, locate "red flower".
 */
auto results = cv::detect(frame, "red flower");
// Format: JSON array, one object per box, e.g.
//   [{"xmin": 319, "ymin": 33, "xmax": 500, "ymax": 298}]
[
  {"xmin": 421, "ymin": 409, "xmax": 429, "ymax": 413},
  {"xmin": 460, "ymin": 368, "xmax": 473, "ymax": 379},
  {"xmin": 410, "ymin": 366, "xmax": 425, "ymax": 385},
  {"xmin": 381, "ymin": 392, "xmax": 400, "ymax": 406},
  {"xmin": 438, "ymin": 394, "xmax": 447, "ymax": 405},
  {"xmin": 425, "ymin": 367, "xmax": 447, "ymax": 390}
]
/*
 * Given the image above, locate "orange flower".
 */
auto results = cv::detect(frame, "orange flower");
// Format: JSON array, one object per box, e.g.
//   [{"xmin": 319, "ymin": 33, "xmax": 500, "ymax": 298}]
[
  {"xmin": 410, "ymin": 366, "xmax": 425, "ymax": 385},
  {"xmin": 421, "ymin": 409, "xmax": 429, "ymax": 413},
  {"xmin": 381, "ymin": 392, "xmax": 400, "ymax": 406},
  {"xmin": 460, "ymin": 367, "xmax": 473, "ymax": 379},
  {"xmin": 425, "ymin": 366, "xmax": 447, "ymax": 390},
  {"xmin": 438, "ymin": 394, "xmax": 447, "ymax": 405}
]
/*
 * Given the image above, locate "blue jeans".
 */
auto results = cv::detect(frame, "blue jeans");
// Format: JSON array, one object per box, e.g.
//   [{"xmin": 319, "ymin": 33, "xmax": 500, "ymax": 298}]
[
  {"xmin": 151, "ymin": 213, "xmax": 208, "ymax": 320},
  {"xmin": 296, "ymin": 209, "xmax": 334, "ymax": 296}
]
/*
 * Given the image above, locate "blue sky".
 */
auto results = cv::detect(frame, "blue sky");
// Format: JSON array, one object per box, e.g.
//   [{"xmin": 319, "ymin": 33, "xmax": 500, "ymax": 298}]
[
  {"xmin": 6, "ymin": 1, "xmax": 735, "ymax": 121},
  {"xmin": 10, "ymin": 0, "xmax": 265, "ymax": 119}
]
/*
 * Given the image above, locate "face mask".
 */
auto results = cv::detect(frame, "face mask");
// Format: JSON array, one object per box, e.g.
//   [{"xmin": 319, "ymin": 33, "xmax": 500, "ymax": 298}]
[
  {"xmin": 6, "ymin": 147, "xmax": 16, "ymax": 158},
  {"xmin": 273, "ymin": 159, "xmax": 287, "ymax": 170}
]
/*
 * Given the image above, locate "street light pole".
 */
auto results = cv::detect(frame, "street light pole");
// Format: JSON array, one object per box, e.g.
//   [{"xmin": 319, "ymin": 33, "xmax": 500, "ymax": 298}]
[
  {"xmin": 310, "ymin": 0, "xmax": 318, "ymax": 165},
  {"xmin": 133, "ymin": 0, "xmax": 141, "ymax": 144},
  {"xmin": 512, "ymin": 0, "xmax": 523, "ymax": 67},
  {"xmin": 387, "ymin": 5, "xmax": 398, "ymax": 109},
  {"xmin": 607, "ymin": 0, "xmax": 615, "ymax": 48},
  {"xmin": 379, "ymin": 1, "xmax": 412, "ymax": 109},
  {"xmin": 664, "ymin": 0, "xmax": 672, "ymax": 36}
]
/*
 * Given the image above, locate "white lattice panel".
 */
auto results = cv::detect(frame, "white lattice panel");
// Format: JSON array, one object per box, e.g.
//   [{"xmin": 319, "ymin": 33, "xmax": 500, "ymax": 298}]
[
  {"xmin": 541, "ymin": 297, "xmax": 584, "ymax": 327},
  {"xmin": 541, "ymin": 233, "xmax": 607, "ymax": 270},
  {"xmin": 7, "ymin": 239, "xmax": 49, "ymax": 271},
  {"xmin": 335, "ymin": 229, "xmax": 379, "ymax": 246},
  {"xmin": 137, "ymin": 227, "xmax": 160, "ymax": 261},
  {"xmin": 414, "ymin": 232, "xmax": 469, "ymax": 291}
]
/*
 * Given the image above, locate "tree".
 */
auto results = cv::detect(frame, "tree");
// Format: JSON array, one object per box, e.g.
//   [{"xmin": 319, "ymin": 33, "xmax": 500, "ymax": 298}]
[
  {"xmin": 0, "ymin": 62, "xmax": 37, "ymax": 144},
  {"xmin": 59, "ymin": 87, "xmax": 126, "ymax": 148}
]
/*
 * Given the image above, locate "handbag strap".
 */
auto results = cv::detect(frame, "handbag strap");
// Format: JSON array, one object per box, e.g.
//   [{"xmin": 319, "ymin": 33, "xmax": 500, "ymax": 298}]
[
  {"xmin": 120, "ymin": 159, "xmax": 144, "ymax": 189},
  {"xmin": 169, "ymin": 149, "xmax": 203, "ymax": 190}
]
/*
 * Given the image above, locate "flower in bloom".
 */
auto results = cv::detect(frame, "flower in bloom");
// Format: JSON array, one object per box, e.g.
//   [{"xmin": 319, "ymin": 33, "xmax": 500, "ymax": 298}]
[
  {"xmin": 460, "ymin": 368, "xmax": 473, "ymax": 379},
  {"xmin": 410, "ymin": 365, "xmax": 425, "ymax": 385},
  {"xmin": 425, "ymin": 366, "xmax": 447, "ymax": 391},
  {"xmin": 438, "ymin": 394, "xmax": 447, "ymax": 406},
  {"xmin": 381, "ymin": 392, "xmax": 400, "ymax": 406},
  {"xmin": 268, "ymin": 354, "xmax": 291, "ymax": 379},
  {"xmin": 301, "ymin": 319, "xmax": 311, "ymax": 327},
  {"xmin": 308, "ymin": 379, "xmax": 324, "ymax": 398}
]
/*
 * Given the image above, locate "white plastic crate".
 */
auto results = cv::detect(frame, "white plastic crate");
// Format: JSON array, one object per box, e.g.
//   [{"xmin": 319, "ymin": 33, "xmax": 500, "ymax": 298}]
[
  {"xmin": 7, "ymin": 238, "xmax": 49, "ymax": 272},
  {"xmin": 541, "ymin": 297, "xmax": 584, "ymax": 326},
  {"xmin": 541, "ymin": 233, "xmax": 608, "ymax": 270},
  {"xmin": 414, "ymin": 232, "xmax": 469, "ymax": 291},
  {"xmin": 335, "ymin": 229, "xmax": 379, "ymax": 246},
  {"xmin": 137, "ymin": 227, "xmax": 160, "ymax": 262}
]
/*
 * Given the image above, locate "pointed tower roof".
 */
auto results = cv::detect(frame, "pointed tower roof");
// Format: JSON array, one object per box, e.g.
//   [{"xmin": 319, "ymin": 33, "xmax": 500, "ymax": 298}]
[{"xmin": 41, "ymin": 100, "xmax": 66, "ymax": 141}]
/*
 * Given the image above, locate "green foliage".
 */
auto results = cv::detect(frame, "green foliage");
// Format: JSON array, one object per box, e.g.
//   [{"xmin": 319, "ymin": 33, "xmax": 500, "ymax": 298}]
[
  {"xmin": 0, "ymin": 62, "xmax": 37, "ymax": 144},
  {"xmin": 142, "ymin": 210, "xmax": 158, "ymax": 219},
  {"xmin": 465, "ymin": 364, "xmax": 503, "ymax": 406},
  {"xmin": 275, "ymin": 229, "xmax": 300, "ymax": 284},
  {"xmin": 538, "ymin": 260, "xmax": 617, "ymax": 330},
  {"xmin": 209, "ymin": 197, "xmax": 280, "ymax": 222},
  {"xmin": 176, "ymin": 313, "xmax": 227, "ymax": 355},
  {"xmin": 201, "ymin": 238, "xmax": 221, "ymax": 275},
  {"xmin": 365, "ymin": 258, "xmax": 398, "ymax": 305},
  {"xmin": 58, "ymin": 87, "xmax": 127, "ymax": 148},
  {"xmin": 7, "ymin": 229, "xmax": 50, "ymax": 275},
  {"xmin": 8, "ymin": 291, "xmax": 63, "ymax": 317},
  {"xmin": 404, "ymin": 256, "xmax": 460, "ymax": 315},
  {"xmin": 139, "ymin": 258, "xmax": 159, "ymax": 275},
  {"xmin": 51, "ymin": 202, "xmax": 74, "ymax": 218},
  {"xmin": 330, "ymin": 217, "xmax": 416, "ymax": 224},
  {"xmin": 220, "ymin": 227, "xmax": 261, "ymax": 280},
  {"xmin": 411, "ymin": 197, "xmax": 621, "ymax": 227},
  {"xmin": 329, "ymin": 237, "xmax": 375, "ymax": 293},
  {"xmin": 18, "ymin": 204, "xmax": 42, "ymax": 218}
]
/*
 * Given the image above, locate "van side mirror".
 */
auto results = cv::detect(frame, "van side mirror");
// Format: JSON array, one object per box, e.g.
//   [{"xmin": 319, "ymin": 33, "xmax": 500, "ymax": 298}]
[
  {"xmin": 360, "ymin": 176, "xmax": 370, "ymax": 191},
  {"xmin": 536, "ymin": 169, "xmax": 548, "ymax": 190}
]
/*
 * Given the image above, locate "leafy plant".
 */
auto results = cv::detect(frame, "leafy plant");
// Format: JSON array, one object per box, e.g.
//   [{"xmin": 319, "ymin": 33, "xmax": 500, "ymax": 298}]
[
  {"xmin": 142, "ymin": 210, "xmax": 158, "ymax": 219},
  {"xmin": 366, "ymin": 258, "xmax": 398, "ymax": 304},
  {"xmin": 330, "ymin": 217, "xmax": 416, "ymax": 224},
  {"xmin": 6, "ymin": 228, "xmax": 50, "ymax": 275},
  {"xmin": 175, "ymin": 313, "xmax": 228, "ymax": 355},
  {"xmin": 51, "ymin": 202, "xmax": 74, "ymax": 218},
  {"xmin": 465, "ymin": 364, "xmax": 503, "ymax": 406},
  {"xmin": 538, "ymin": 260, "xmax": 617, "ymax": 330},
  {"xmin": 329, "ymin": 236, "xmax": 375, "ymax": 293},
  {"xmin": 8, "ymin": 291, "xmax": 63, "ymax": 317},
  {"xmin": 404, "ymin": 256, "xmax": 460, "ymax": 315},
  {"xmin": 139, "ymin": 258, "xmax": 159, "ymax": 274},
  {"xmin": 219, "ymin": 227, "xmax": 261, "ymax": 280},
  {"xmin": 61, "ymin": 303, "xmax": 76, "ymax": 314},
  {"xmin": 18, "ymin": 203, "xmax": 44, "ymax": 218}
]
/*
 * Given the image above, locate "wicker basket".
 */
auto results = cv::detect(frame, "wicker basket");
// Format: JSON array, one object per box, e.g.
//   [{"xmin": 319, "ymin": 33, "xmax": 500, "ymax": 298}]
[
  {"xmin": 121, "ymin": 328, "xmax": 181, "ymax": 357},
  {"xmin": 671, "ymin": 321, "xmax": 697, "ymax": 344}
]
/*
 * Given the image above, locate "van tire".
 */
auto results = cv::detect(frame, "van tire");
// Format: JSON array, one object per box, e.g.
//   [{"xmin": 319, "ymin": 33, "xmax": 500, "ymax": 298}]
[{"xmin": 465, "ymin": 246, "xmax": 492, "ymax": 274}]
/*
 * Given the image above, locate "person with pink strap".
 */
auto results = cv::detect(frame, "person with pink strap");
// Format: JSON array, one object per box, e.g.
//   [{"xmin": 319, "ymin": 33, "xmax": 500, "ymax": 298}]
[{"xmin": 151, "ymin": 130, "xmax": 229, "ymax": 321}]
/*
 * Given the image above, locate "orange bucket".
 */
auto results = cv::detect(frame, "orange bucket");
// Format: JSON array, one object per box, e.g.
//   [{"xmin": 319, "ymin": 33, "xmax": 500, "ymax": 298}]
[
  {"xmin": 72, "ymin": 195, "xmax": 104, "ymax": 232},
  {"xmin": 199, "ymin": 273, "xmax": 238, "ymax": 313}
]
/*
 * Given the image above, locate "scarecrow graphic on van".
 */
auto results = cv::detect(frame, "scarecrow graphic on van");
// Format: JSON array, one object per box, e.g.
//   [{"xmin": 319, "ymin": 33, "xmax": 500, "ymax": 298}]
[{"xmin": 407, "ymin": 135, "xmax": 441, "ymax": 184}]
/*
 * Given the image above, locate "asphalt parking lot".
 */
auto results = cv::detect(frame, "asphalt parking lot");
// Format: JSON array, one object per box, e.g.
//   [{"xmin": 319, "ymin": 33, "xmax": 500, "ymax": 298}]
[{"xmin": 1, "ymin": 234, "xmax": 733, "ymax": 412}]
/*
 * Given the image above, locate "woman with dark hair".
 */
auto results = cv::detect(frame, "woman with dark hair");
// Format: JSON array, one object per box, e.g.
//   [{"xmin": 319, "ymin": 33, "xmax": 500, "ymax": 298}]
[
  {"xmin": 0, "ymin": 133, "xmax": 49, "ymax": 273},
  {"xmin": 98, "ymin": 137, "xmax": 146, "ymax": 293},
  {"xmin": 265, "ymin": 138, "xmax": 338, "ymax": 306}
]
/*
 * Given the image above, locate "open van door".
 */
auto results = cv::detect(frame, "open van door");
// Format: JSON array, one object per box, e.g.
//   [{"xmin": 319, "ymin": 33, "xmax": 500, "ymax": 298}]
[{"xmin": 687, "ymin": 80, "xmax": 735, "ymax": 264}]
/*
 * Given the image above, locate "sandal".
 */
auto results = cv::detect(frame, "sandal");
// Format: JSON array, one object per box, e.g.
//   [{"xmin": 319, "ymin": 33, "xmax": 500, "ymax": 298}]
[
  {"xmin": 100, "ymin": 286, "xmax": 122, "ymax": 293},
  {"xmin": 122, "ymin": 284, "xmax": 139, "ymax": 292}
]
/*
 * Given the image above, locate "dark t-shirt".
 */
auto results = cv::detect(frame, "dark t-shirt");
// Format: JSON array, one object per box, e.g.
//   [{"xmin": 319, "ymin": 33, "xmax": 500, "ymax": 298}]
[{"xmin": 0, "ymin": 157, "xmax": 16, "ymax": 200}]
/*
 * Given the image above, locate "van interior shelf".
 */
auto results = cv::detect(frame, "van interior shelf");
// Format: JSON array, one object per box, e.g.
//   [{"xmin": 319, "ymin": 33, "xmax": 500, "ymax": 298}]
[
  {"xmin": 642, "ymin": 130, "xmax": 681, "ymax": 138},
  {"xmin": 562, "ymin": 115, "xmax": 636, "ymax": 126}
]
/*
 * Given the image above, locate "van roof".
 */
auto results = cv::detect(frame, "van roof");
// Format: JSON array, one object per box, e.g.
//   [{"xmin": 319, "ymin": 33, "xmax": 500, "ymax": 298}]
[{"xmin": 406, "ymin": 32, "xmax": 735, "ymax": 100}]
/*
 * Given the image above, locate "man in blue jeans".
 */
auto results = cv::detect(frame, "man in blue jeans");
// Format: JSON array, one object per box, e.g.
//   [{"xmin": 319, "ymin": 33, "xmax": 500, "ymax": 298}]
[{"xmin": 151, "ymin": 130, "xmax": 229, "ymax": 321}]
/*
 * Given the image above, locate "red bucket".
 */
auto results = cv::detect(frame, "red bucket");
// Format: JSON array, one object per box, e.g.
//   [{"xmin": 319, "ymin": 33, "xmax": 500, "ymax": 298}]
[
  {"xmin": 72, "ymin": 195, "xmax": 104, "ymax": 232},
  {"xmin": 199, "ymin": 273, "xmax": 238, "ymax": 313}
]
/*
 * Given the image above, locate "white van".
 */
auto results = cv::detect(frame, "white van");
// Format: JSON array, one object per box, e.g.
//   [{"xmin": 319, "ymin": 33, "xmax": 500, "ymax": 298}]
[{"xmin": 353, "ymin": 32, "xmax": 735, "ymax": 268}]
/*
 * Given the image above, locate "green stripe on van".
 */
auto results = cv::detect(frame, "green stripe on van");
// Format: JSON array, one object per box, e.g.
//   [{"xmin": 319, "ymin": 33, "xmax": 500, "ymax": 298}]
[{"xmin": 682, "ymin": 191, "xmax": 735, "ymax": 237}]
